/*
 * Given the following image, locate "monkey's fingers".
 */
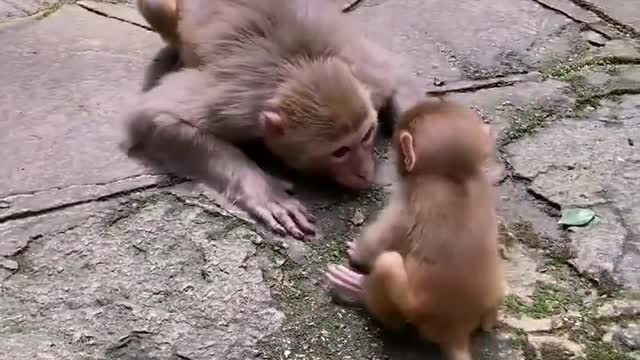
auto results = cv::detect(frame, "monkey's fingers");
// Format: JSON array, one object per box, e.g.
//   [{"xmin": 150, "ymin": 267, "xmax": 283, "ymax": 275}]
[
  {"xmin": 279, "ymin": 199, "xmax": 316, "ymax": 235},
  {"xmin": 326, "ymin": 268, "xmax": 362, "ymax": 295},
  {"xmin": 327, "ymin": 264, "xmax": 364, "ymax": 291},
  {"xmin": 250, "ymin": 206, "xmax": 288, "ymax": 237},
  {"xmin": 268, "ymin": 203, "xmax": 306, "ymax": 240}
]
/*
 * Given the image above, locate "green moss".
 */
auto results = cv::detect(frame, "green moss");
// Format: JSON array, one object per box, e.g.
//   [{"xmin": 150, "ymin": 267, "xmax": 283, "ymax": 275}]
[
  {"xmin": 500, "ymin": 221, "xmax": 546, "ymax": 249},
  {"xmin": 546, "ymin": 57, "xmax": 626, "ymax": 82},
  {"xmin": 503, "ymin": 282, "xmax": 587, "ymax": 319},
  {"xmin": 539, "ymin": 343, "xmax": 574, "ymax": 360},
  {"xmin": 585, "ymin": 342, "xmax": 634, "ymax": 360},
  {"xmin": 37, "ymin": 2, "xmax": 63, "ymax": 19},
  {"xmin": 528, "ymin": 284, "xmax": 576, "ymax": 318},
  {"xmin": 511, "ymin": 329, "xmax": 528, "ymax": 351},
  {"xmin": 500, "ymin": 106, "xmax": 556, "ymax": 143}
]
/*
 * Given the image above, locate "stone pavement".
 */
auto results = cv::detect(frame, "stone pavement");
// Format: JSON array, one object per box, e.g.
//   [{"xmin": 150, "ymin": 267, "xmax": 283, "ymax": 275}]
[{"xmin": 0, "ymin": 0, "xmax": 639, "ymax": 359}]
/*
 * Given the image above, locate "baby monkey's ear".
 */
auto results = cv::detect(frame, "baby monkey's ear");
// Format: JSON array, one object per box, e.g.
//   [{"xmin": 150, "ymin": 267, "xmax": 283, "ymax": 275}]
[
  {"xmin": 399, "ymin": 131, "xmax": 416, "ymax": 172},
  {"xmin": 260, "ymin": 109, "xmax": 286, "ymax": 137}
]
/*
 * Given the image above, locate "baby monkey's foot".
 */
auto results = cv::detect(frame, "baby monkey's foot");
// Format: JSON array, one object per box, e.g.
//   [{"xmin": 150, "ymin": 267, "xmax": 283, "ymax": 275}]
[{"xmin": 326, "ymin": 264, "xmax": 365, "ymax": 306}]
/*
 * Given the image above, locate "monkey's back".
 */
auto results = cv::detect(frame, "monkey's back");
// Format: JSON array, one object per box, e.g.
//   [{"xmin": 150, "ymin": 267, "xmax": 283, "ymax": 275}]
[
  {"xmin": 404, "ymin": 175, "xmax": 504, "ymax": 335},
  {"xmin": 181, "ymin": 0, "xmax": 354, "ymax": 124}
]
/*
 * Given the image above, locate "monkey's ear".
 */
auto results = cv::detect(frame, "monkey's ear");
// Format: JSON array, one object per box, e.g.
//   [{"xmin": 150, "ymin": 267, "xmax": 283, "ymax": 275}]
[
  {"xmin": 399, "ymin": 131, "xmax": 416, "ymax": 172},
  {"xmin": 260, "ymin": 110, "xmax": 285, "ymax": 137}
]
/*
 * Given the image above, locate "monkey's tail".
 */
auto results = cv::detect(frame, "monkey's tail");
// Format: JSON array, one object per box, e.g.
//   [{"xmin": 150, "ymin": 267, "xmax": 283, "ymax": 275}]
[{"xmin": 367, "ymin": 251, "xmax": 416, "ymax": 322}]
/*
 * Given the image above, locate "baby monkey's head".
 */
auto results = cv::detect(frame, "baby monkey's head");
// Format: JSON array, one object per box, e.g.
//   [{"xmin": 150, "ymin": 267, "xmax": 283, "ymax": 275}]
[
  {"xmin": 394, "ymin": 98, "xmax": 494, "ymax": 180},
  {"xmin": 260, "ymin": 57, "xmax": 379, "ymax": 190}
]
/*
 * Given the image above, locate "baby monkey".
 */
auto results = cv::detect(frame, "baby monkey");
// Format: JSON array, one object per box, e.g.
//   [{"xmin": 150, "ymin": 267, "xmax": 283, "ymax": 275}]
[{"xmin": 327, "ymin": 99, "xmax": 506, "ymax": 360}]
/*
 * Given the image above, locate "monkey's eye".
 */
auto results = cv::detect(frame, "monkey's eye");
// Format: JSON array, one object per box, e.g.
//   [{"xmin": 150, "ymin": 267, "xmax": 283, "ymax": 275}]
[
  {"xmin": 332, "ymin": 146, "xmax": 350, "ymax": 159},
  {"xmin": 362, "ymin": 126, "xmax": 374, "ymax": 143}
]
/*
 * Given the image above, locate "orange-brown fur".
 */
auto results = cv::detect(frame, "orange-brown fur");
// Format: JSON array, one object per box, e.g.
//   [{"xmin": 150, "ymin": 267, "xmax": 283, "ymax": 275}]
[{"xmin": 327, "ymin": 99, "xmax": 506, "ymax": 360}]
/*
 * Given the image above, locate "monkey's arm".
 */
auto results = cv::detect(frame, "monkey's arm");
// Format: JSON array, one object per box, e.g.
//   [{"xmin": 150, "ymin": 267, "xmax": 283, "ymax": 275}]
[
  {"xmin": 124, "ymin": 69, "xmax": 315, "ymax": 240},
  {"xmin": 349, "ymin": 200, "xmax": 404, "ymax": 271}
]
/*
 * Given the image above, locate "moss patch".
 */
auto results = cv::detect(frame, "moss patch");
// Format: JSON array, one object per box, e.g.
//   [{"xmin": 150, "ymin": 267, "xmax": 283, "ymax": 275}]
[
  {"xmin": 585, "ymin": 342, "xmax": 635, "ymax": 360},
  {"xmin": 539, "ymin": 343, "xmax": 575, "ymax": 360},
  {"xmin": 500, "ymin": 221, "xmax": 547, "ymax": 249},
  {"xmin": 37, "ymin": 2, "xmax": 64, "ymax": 19},
  {"xmin": 498, "ymin": 105, "xmax": 558, "ymax": 144},
  {"xmin": 503, "ymin": 281, "xmax": 587, "ymax": 319},
  {"xmin": 546, "ymin": 56, "xmax": 638, "ymax": 82}
]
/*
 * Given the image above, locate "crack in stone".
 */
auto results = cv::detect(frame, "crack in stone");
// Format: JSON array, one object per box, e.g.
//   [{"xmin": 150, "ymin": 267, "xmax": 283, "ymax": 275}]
[
  {"xmin": 526, "ymin": 186, "xmax": 562, "ymax": 211},
  {"xmin": 1, "ymin": 174, "xmax": 161, "ymax": 199},
  {"xmin": 425, "ymin": 72, "xmax": 537, "ymax": 96},
  {"xmin": 3, "ymin": 223, "xmax": 81, "ymax": 279},
  {"xmin": 601, "ymin": 190, "xmax": 637, "ymax": 277},
  {"xmin": 0, "ymin": 181, "xmax": 166, "ymax": 224},
  {"xmin": 530, "ymin": 0, "xmax": 612, "ymax": 39},
  {"xmin": 566, "ymin": 0, "xmax": 640, "ymax": 38},
  {"xmin": 76, "ymin": 2, "xmax": 153, "ymax": 32}
]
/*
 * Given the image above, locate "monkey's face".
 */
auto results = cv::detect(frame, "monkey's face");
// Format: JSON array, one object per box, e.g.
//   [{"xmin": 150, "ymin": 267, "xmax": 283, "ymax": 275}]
[
  {"xmin": 322, "ymin": 120, "xmax": 377, "ymax": 190},
  {"xmin": 262, "ymin": 110, "xmax": 378, "ymax": 191}
]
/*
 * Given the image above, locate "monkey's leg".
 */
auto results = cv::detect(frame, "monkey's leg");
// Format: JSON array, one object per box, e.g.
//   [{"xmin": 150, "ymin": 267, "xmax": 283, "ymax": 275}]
[
  {"xmin": 479, "ymin": 306, "xmax": 498, "ymax": 332},
  {"xmin": 125, "ymin": 69, "xmax": 315, "ymax": 240},
  {"xmin": 364, "ymin": 251, "xmax": 412, "ymax": 329},
  {"xmin": 137, "ymin": 0, "xmax": 179, "ymax": 44},
  {"xmin": 442, "ymin": 337, "xmax": 472, "ymax": 360},
  {"xmin": 142, "ymin": 46, "xmax": 183, "ymax": 92}
]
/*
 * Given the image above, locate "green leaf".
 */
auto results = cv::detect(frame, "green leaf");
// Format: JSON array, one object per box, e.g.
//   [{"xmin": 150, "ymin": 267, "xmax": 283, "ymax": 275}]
[{"xmin": 558, "ymin": 208, "xmax": 595, "ymax": 226}]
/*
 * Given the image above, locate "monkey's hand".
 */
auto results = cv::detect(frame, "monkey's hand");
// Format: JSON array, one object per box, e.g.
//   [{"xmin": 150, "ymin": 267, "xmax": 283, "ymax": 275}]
[
  {"xmin": 326, "ymin": 264, "xmax": 366, "ymax": 306},
  {"xmin": 235, "ymin": 172, "xmax": 316, "ymax": 240}
]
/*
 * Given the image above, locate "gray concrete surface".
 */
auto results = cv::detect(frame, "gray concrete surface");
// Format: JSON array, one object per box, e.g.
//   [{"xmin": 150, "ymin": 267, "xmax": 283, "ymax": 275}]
[{"xmin": 1, "ymin": 0, "xmax": 639, "ymax": 359}]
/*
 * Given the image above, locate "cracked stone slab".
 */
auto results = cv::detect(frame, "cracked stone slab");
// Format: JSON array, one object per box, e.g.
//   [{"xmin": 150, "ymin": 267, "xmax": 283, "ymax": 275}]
[
  {"xmin": 504, "ymin": 94, "xmax": 640, "ymax": 290},
  {"xmin": 77, "ymin": 0, "xmax": 148, "ymax": 29},
  {"xmin": 532, "ymin": 0, "xmax": 618, "ymax": 37},
  {"xmin": 351, "ymin": 0, "xmax": 570, "ymax": 81},
  {"xmin": 448, "ymin": 78, "xmax": 575, "ymax": 140},
  {"xmin": 574, "ymin": 64, "xmax": 640, "ymax": 95},
  {"xmin": 0, "ymin": 0, "xmax": 61, "ymax": 22},
  {"xmin": 0, "ymin": 5, "xmax": 164, "ymax": 216},
  {"xmin": 582, "ymin": 0, "xmax": 640, "ymax": 33},
  {"xmin": 0, "ymin": 195, "xmax": 284, "ymax": 360}
]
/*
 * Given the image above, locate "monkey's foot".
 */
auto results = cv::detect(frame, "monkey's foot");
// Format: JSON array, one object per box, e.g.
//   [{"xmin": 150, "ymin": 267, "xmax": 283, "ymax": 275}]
[
  {"xmin": 347, "ymin": 241, "xmax": 357, "ymax": 258},
  {"xmin": 326, "ymin": 264, "xmax": 365, "ymax": 305}
]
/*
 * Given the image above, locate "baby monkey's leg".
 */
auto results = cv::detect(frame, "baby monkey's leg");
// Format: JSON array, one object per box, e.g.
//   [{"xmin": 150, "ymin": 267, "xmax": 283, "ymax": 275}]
[
  {"xmin": 137, "ymin": 0, "xmax": 179, "ymax": 44},
  {"xmin": 363, "ymin": 251, "xmax": 412, "ymax": 329}
]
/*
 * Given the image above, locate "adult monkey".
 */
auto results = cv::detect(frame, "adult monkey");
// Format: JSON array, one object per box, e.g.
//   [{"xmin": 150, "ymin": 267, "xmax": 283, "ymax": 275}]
[{"xmin": 125, "ymin": 0, "xmax": 403, "ymax": 239}]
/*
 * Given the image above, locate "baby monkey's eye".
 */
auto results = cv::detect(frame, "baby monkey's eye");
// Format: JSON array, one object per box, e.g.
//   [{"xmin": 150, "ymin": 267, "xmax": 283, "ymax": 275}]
[
  {"xmin": 332, "ymin": 146, "xmax": 350, "ymax": 159},
  {"xmin": 362, "ymin": 126, "xmax": 374, "ymax": 143}
]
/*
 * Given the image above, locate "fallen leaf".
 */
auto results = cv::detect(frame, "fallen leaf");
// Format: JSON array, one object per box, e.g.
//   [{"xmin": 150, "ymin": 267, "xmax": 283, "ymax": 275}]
[{"xmin": 558, "ymin": 208, "xmax": 595, "ymax": 226}]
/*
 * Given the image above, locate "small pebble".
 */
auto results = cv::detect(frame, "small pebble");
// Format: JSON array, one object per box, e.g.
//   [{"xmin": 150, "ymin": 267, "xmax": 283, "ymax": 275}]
[
  {"xmin": 583, "ymin": 30, "xmax": 607, "ymax": 47},
  {"xmin": 0, "ymin": 258, "xmax": 19, "ymax": 271},
  {"xmin": 350, "ymin": 209, "xmax": 366, "ymax": 226}
]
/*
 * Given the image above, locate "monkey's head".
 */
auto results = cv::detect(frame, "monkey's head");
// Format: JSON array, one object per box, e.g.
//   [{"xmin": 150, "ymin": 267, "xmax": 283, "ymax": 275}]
[
  {"xmin": 394, "ymin": 99, "xmax": 494, "ymax": 180},
  {"xmin": 260, "ymin": 58, "xmax": 378, "ymax": 190}
]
